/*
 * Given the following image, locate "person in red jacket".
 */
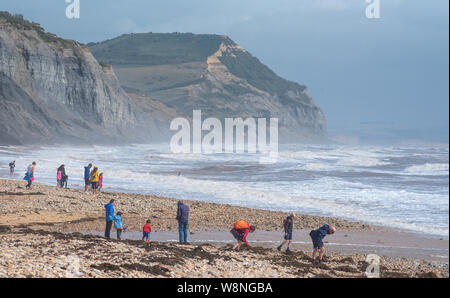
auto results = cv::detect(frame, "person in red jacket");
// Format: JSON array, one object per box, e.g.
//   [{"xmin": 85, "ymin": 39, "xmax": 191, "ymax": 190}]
[
  {"xmin": 230, "ymin": 220, "xmax": 256, "ymax": 251},
  {"xmin": 142, "ymin": 220, "xmax": 152, "ymax": 242}
]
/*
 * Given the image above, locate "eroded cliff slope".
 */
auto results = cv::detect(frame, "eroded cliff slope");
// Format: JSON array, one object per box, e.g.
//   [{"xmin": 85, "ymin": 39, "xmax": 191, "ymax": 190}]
[
  {"xmin": 89, "ymin": 33, "xmax": 327, "ymax": 141},
  {"xmin": 0, "ymin": 12, "xmax": 174, "ymax": 145}
]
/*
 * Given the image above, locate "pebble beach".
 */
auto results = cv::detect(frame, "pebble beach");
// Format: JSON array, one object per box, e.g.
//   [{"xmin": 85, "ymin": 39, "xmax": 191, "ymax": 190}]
[{"xmin": 0, "ymin": 179, "xmax": 448, "ymax": 278}]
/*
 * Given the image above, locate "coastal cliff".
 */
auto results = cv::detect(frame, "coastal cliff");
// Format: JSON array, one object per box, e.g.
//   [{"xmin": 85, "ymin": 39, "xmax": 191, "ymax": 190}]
[
  {"xmin": 0, "ymin": 12, "xmax": 327, "ymax": 145},
  {"xmin": 0, "ymin": 12, "xmax": 173, "ymax": 145},
  {"xmin": 89, "ymin": 33, "xmax": 328, "ymax": 141}
]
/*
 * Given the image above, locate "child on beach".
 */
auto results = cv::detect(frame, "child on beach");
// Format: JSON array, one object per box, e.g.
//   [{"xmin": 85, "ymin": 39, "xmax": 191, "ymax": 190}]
[
  {"xmin": 277, "ymin": 213, "xmax": 296, "ymax": 253},
  {"xmin": 112, "ymin": 212, "xmax": 126, "ymax": 240},
  {"xmin": 309, "ymin": 224, "xmax": 336, "ymax": 265},
  {"xmin": 57, "ymin": 167, "xmax": 62, "ymax": 187},
  {"xmin": 231, "ymin": 220, "xmax": 256, "ymax": 251},
  {"xmin": 142, "ymin": 220, "xmax": 152, "ymax": 242},
  {"xmin": 98, "ymin": 173, "xmax": 103, "ymax": 192}
]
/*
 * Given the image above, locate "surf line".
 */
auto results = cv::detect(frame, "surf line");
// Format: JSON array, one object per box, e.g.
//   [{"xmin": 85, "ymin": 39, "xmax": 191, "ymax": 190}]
[{"xmin": 169, "ymin": 110, "xmax": 278, "ymax": 164}]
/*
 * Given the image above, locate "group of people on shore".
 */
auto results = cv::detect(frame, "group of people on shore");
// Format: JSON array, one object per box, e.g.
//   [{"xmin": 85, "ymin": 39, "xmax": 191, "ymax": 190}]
[
  {"xmin": 84, "ymin": 163, "xmax": 103, "ymax": 193},
  {"xmin": 7, "ymin": 160, "xmax": 34, "ymax": 189},
  {"xmin": 12, "ymin": 159, "xmax": 335, "ymax": 264},
  {"xmin": 103, "ymin": 199, "xmax": 336, "ymax": 265},
  {"xmin": 11, "ymin": 160, "xmax": 103, "ymax": 193}
]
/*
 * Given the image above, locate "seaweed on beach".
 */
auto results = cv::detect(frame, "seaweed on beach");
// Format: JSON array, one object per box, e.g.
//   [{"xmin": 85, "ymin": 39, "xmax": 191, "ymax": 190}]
[
  {"xmin": 91, "ymin": 263, "xmax": 122, "ymax": 272},
  {"xmin": 121, "ymin": 263, "xmax": 170, "ymax": 276},
  {"xmin": 0, "ymin": 191, "xmax": 45, "ymax": 196},
  {"xmin": 90, "ymin": 261, "xmax": 170, "ymax": 277},
  {"xmin": 0, "ymin": 225, "xmax": 12, "ymax": 233}
]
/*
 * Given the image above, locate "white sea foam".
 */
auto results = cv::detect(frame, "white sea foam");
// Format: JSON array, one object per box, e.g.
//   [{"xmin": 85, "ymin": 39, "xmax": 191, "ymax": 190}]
[
  {"xmin": 405, "ymin": 163, "xmax": 449, "ymax": 176},
  {"xmin": 0, "ymin": 144, "xmax": 448, "ymax": 237}
]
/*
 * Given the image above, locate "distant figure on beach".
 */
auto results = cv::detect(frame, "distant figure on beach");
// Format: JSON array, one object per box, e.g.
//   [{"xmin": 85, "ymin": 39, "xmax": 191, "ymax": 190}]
[
  {"xmin": 61, "ymin": 172, "xmax": 69, "ymax": 188},
  {"xmin": 57, "ymin": 165, "xmax": 66, "ymax": 188},
  {"xmin": 104, "ymin": 199, "xmax": 115, "ymax": 239},
  {"xmin": 57, "ymin": 167, "xmax": 62, "ymax": 187},
  {"xmin": 176, "ymin": 201, "xmax": 190, "ymax": 243},
  {"xmin": 98, "ymin": 173, "xmax": 103, "ymax": 192},
  {"xmin": 24, "ymin": 162, "xmax": 36, "ymax": 189},
  {"xmin": 309, "ymin": 224, "xmax": 336, "ymax": 265},
  {"xmin": 90, "ymin": 166, "xmax": 99, "ymax": 194},
  {"xmin": 113, "ymin": 211, "xmax": 125, "ymax": 240},
  {"xmin": 84, "ymin": 163, "xmax": 92, "ymax": 192},
  {"xmin": 231, "ymin": 220, "xmax": 256, "ymax": 251},
  {"xmin": 277, "ymin": 213, "xmax": 296, "ymax": 253},
  {"xmin": 142, "ymin": 220, "xmax": 152, "ymax": 242},
  {"xmin": 9, "ymin": 160, "xmax": 15, "ymax": 178}
]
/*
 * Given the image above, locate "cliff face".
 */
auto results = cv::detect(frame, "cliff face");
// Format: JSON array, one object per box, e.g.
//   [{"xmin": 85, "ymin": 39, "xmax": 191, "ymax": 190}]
[
  {"xmin": 0, "ymin": 13, "xmax": 173, "ymax": 145},
  {"xmin": 89, "ymin": 33, "xmax": 327, "ymax": 141}
]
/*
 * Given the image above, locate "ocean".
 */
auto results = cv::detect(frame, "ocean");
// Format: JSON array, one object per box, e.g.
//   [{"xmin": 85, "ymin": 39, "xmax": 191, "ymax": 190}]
[{"xmin": 0, "ymin": 143, "xmax": 448, "ymax": 237}]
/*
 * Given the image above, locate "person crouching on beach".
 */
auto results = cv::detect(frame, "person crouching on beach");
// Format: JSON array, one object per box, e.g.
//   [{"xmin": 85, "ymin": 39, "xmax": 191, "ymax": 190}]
[
  {"xmin": 142, "ymin": 220, "xmax": 152, "ymax": 242},
  {"xmin": 277, "ymin": 213, "xmax": 296, "ymax": 253},
  {"xmin": 231, "ymin": 220, "xmax": 256, "ymax": 251},
  {"xmin": 104, "ymin": 199, "xmax": 115, "ymax": 239},
  {"xmin": 309, "ymin": 224, "xmax": 336, "ymax": 265},
  {"xmin": 113, "ymin": 212, "xmax": 126, "ymax": 240}
]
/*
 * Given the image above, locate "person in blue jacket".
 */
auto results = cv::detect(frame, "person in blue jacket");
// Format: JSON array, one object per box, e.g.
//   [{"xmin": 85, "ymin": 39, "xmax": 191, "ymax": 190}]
[
  {"xmin": 176, "ymin": 201, "xmax": 190, "ymax": 243},
  {"xmin": 112, "ymin": 211, "xmax": 125, "ymax": 240},
  {"xmin": 104, "ymin": 199, "xmax": 115, "ymax": 239},
  {"xmin": 84, "ymin": 163, "xmax": 92, "ymax": 192},
  {"xmin": 309, "ymin": 224, "xmax": 336, "ymax": 265}
]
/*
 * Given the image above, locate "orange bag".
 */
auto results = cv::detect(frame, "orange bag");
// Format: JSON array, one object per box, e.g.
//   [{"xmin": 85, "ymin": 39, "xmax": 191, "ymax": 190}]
[{"xmin": 234, "ymin": 220, "xmax": 249, "ymax": 230}]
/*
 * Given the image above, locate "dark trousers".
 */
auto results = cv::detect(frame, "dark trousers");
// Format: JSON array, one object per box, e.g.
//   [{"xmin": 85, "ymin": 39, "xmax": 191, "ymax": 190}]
[
  {"xmin": 117, "ymin": 229, "xmax": 122, "ymax": 240},
  {"xmin": 178, "ymin": 221, "xmax": 188, "ymax": 243},
  {"xmin": 105, "ymin": 221, "xmax": 113, "ymax": 238}
]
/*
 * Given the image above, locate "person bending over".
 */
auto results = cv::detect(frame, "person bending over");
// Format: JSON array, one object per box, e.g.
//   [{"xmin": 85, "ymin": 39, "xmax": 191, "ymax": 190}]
[
  {"xmin": 309, "ymin": 224, "xmax": 336, "ymax": 265},
  {"xmin": 231, "ymin": 220, "xmax": 256, "ymax": 251}
]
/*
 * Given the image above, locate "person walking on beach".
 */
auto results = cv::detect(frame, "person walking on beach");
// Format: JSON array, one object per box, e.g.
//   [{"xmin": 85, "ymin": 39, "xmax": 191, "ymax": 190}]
[
  {"xmin": 104, "ymin": 199, "xmax": 115, "ymax": 239},
  {"xmin": 277, "ymin": 213, "xmax": 296, "ymax": 253},
  {"xmin": 24, "ymin": 162, "xmax": 36, "ymax": 189},
  {"xmin": 90, "ymin": 166, "xmax": 99, "ymax": 194},
  {"xmin": 84, "ymin": 163, "xmax": 92, "ymax": 192},
  {"xmin": 176, "ymin": 201, "xmax": 190, "ymax": 243},
  {"xmin": 9, "ymin": 160, "xmax": 15, "ymax": 178},
  {"xmin": 112, "ymin": 211, "xmax": 125, "ymax": 240},
  {"xmin": 98, "ymin": 173, "xmax": 103, "ymax": 192},
  {"xmin": 309, "ymin": 224, "xmax": 336, "ymax": 265},
  {"xmin": 142, "ymin": 220, "xmax": 152, "ymax": 242},
  {"xmin": 231, "ymin": 220, "xmax": 256, "ymax": 251}
]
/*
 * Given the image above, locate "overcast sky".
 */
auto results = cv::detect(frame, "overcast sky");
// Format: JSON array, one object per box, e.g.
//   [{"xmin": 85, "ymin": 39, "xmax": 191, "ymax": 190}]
[{"xmin": 1, "ymin": 0, "xmax": 448, "ymax": 143}]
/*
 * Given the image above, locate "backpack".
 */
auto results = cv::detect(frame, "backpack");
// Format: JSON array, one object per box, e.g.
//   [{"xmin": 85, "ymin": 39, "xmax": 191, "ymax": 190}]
[
  {"xmin": 283, "ymin": 218, "xmax": 287, "ymax": 229},
  {"xmin": 234, "ymin": 220, "xmax": 249, "ymax": 230}
]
